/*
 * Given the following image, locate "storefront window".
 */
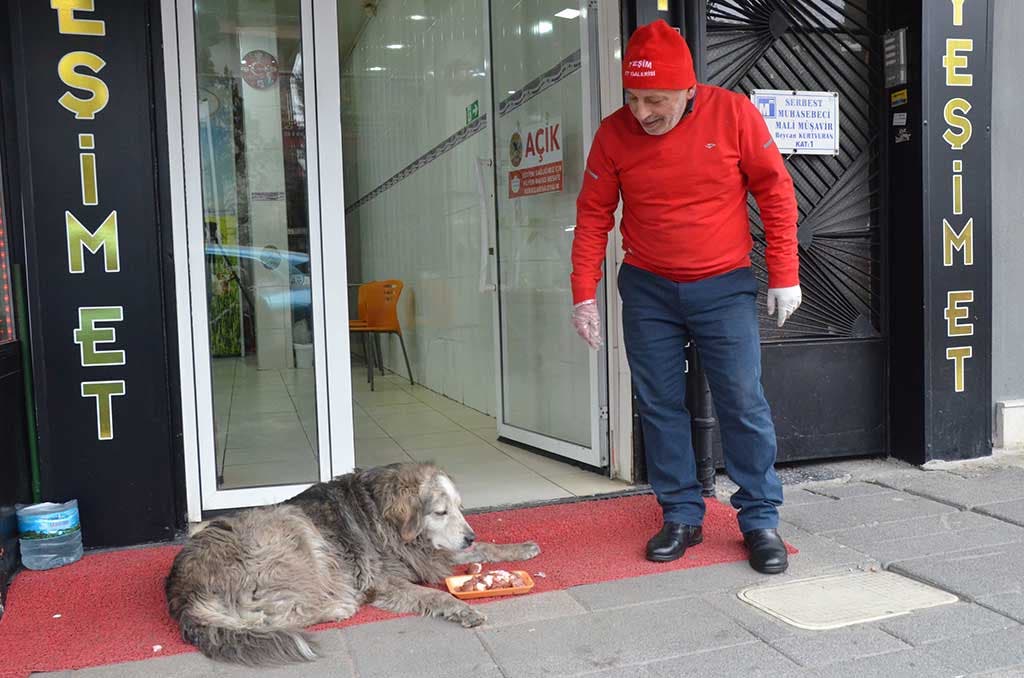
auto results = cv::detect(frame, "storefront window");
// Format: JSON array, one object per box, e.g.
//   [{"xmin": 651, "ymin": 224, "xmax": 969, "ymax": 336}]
[
  {"xmin": 0, "ymin": 167, "xmax": 13, "ymax": 344},
  {"xmin": 194, "ymin": 0, "xmax": 319, "ymax": 490}
]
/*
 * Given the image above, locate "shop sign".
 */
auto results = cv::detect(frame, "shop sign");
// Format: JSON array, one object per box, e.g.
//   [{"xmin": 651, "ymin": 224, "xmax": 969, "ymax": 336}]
[
  {"xmin": 750, "ymin": 89, "xmax": 840, "ymax": 155},
  {"xmin": 508, "ymin": 117, "xmax": 563, "ymax": 199},
  {"xmin": 11, "ymin": 0, "xmax": 179, "ymax": 545},
  {"xmin": 922, "ymin": 0, "xmax": 992, "ymax": 456}
]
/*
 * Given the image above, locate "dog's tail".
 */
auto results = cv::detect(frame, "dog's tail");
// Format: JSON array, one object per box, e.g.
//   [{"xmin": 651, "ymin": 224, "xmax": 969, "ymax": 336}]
[{"xmin": 175, "ymin": 596, "xmax": 320, "ymax": 666}]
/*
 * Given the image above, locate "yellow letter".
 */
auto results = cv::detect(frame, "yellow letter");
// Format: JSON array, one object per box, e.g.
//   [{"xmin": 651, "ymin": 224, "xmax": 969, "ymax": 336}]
[
  {"xmin": 66, "ymin": 210, "xmax": 119, "ymax": 273},
  {"xmin": 951, "ymin": 0, "xmax": 966, "ymax": 26},
  {"xmin": 943, "ymin": 98, "xmax": 973, "ymax": 150},
  {"xmin": 81, "ymin": 381, "xmax": 125, "ymax": 441},
  {"xmin": 51, "ymin": 0, "xmax": 106, "ymax": 36},
  {"xmin": 58, "ymin": 51, "xmax": 109, "ymax": 120},
  {"xmin": 944, "ymin": 290, "xmax": 974, "ymax": 337},
  {"xmin": 946, "ymin": 346, "xmax": 972, "ymax": 393},
  {"xmin": 943, "ymin": 218, "xmax": 974, "ymax": 267},
  {"xmin": 943, "ymin": 39, "xmax": 973, "ymax": 86},
  {"xmin": 74, "ymin": 306, "xmax": 125, "ymax": 367}
]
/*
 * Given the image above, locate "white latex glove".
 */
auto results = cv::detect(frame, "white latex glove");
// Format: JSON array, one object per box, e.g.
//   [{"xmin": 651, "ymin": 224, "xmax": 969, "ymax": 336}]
[
  {"xmin": 767, "ymin": 285, "xmax": 802, "ymax": 328},
  {"xmin": 571, "ymin": 299, "xmax": 602, "ymax": 350}
]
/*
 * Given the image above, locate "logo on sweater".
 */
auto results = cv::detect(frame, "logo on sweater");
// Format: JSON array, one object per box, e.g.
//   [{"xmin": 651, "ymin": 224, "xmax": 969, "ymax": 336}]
[{"xmin": 705, "ymin": 143, "xmax": 716, "ymax": 149}]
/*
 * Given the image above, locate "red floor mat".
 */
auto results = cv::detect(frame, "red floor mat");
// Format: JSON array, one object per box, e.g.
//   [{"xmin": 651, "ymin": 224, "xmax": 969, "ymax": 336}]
[{"xmin": 0, "ymin": 494, "xmax": 789, "ymax": 677}]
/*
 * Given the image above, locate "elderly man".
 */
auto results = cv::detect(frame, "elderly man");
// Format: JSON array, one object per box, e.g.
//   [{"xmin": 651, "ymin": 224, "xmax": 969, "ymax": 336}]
[{"xmin": 570, "ymin": 20, "xmax": 801, "ymax": 574}]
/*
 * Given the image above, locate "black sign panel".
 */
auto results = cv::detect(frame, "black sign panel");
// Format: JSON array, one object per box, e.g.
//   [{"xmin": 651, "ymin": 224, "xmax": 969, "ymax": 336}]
[
  {"xmin": 921, "ymin": 0, "xmax": 992, "ymax": 459},
  {"xmin": 10, "ymin": 1, "xmax": 180, "ymax": 545}
]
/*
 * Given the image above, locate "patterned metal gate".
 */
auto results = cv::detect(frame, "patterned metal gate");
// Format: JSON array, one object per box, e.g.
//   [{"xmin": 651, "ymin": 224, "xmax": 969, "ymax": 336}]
[{"xmin": 703, "ymin": 0, "xmax": 887, "ymax": 462}]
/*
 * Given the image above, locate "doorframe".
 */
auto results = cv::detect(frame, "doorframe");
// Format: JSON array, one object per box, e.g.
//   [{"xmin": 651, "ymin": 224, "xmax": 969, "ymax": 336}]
[
  {"xmin": 483, "ymin": 0, "xmax": 612, "ymax": 469},
  {"xmin": 161, "ymin": 0, "xmax": 354, "ymax": 521}
]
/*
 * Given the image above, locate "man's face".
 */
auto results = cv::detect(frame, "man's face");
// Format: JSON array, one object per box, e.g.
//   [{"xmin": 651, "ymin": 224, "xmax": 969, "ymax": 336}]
[{"xmin": 626, "ymin": 87, "xmax": 695, "ymax": 136}]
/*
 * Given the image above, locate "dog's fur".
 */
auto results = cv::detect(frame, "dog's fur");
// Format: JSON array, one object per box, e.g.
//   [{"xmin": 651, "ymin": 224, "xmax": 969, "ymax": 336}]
[{"xmin": 165, "ymin": 462, "xmax": 540, "ymax": 666}]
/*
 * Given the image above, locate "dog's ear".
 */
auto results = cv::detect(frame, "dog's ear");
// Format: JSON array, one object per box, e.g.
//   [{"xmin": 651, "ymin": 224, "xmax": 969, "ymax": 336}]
[
  {"xmin": 394, "ymin": 493, "xmax": 425, "ymax": 542},
  {"xmin": 379, "ymin": 464, "xmax": 430, "ymax": 542}
]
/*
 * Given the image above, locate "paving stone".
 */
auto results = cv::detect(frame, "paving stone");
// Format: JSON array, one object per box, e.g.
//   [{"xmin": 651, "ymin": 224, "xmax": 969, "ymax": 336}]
[
  {"xmin": 977, "ymin": 591, "xmax": 1024, "ymax": 623},
  {"xmin": 567, "ymin": 641, "xmax": 800, "ymax": 677},
  {"xmin": 796, "ymin": 648, "xmax": 959, "ymax": 678},
  {"xmin": 779, "ymin": 488, "xmax": 838, "ymax": 507},
  {"xmin": 767, "ymin": 626, "xmax": 910, "ymax": 667},
  {"xmin": 776, "ymin": 522, "xmax": 877, "ymax": 576},
  {"xmin": 477, "ymin": 597, "xmax": 755, "ymax": 678},
  {"xmin": 925, "ymin": 627, "xmax": 1024, "ymax": 675},
  {"xmin": 30, "ymin": 653, "xmax": 219, "ymax": 678},
  {"xmin": 568, "ymin": 561, "xmax": 766, "ymax": 611},
  {"xmin": 877, "ymin": 602, "xmax": 1020, "ymax": 646},
  {"xmin": 976, "ymin": 498, "xmax": 1024, "ymax": 528},
  {"xmin": 874, "ymin": 466, "xmax": 1024, "ymax": 510},
  {"xmin": 827, "ymin": 511, "xmax": 1024, "ymax": 565},
  {"xmin": 889, "ymin": 542, "xmax": 1024, "ymax": 600},
  {"xmin": 803, "ymin": 482, "xmax": 893, "ymax": 500},
  {"xmin": 702, "ymin": 590, "xmax": 806, "ymax": 643},
  {"xmin": 343, "ymin": 616, "xmax": 499, "ymax": 678},
  {"xmin": 476, "ymin": 590, "xmax": 588, "ymax": 628},
  {"xmin": 781, "ymin": 492, "xmax": 958, "ymax": 535}
]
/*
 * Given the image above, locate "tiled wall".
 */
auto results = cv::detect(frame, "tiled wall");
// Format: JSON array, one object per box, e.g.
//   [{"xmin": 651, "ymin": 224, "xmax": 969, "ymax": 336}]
[{"xmin": 341, "ymin": 0, "xmax": 496, "ymax": 413}]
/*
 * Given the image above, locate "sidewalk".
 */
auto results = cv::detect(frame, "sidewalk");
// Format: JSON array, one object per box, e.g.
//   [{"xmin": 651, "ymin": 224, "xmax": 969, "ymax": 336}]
[{"xmin": 35, "ymin": 450, "xmax": 1024, "ymax": 677}]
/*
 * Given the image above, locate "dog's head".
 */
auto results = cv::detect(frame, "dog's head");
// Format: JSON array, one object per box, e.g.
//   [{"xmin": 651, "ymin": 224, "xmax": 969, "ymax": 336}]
[{"xmin": 370, "ymin": 462, "xmax": 475, "ymax": 551}]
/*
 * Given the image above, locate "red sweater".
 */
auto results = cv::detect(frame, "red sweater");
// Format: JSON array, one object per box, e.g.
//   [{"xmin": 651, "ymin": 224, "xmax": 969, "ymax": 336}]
[{"xmin": 571, "ymin": 84, "xmax": 800, "ymax": 304}]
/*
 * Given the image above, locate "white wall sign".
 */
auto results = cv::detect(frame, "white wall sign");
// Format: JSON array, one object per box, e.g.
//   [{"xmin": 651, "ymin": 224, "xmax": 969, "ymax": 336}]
[
  {"xmin": 750, "ymin": 89, "xmax": 840, "ymax": 155},
  {"xmin": 507, "ymin": 116, "xmax": 563, "ymax": 199}
]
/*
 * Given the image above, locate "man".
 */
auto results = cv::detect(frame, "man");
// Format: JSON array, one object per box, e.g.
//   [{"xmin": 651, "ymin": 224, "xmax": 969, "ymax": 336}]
[{"xmin": 570, "ymin": 20, "xmax": 801, "ymax": 574}]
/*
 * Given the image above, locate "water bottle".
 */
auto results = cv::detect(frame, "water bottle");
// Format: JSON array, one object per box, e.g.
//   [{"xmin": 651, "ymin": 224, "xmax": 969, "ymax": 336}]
[{"xmin": 16, "ymin": 500, "xmax": 84, "ymax": 571}]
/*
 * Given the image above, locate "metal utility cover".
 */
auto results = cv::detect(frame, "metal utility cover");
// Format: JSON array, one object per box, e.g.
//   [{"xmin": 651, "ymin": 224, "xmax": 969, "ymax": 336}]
[{"xmin": 737, "ymin": 570, "xmax": 958, "ymax": 631}]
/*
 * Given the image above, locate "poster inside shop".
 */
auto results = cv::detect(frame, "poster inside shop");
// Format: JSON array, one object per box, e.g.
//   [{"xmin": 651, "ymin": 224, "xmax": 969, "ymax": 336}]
[
  {"xmin": 508, "ymin": 116, "xmax": 563, "ymax": 199},
  {"xmin": 750, "ymin": 89, "xmax": 840, "ymax": 155},
  {"xmin": 198, "ymin": 77, "xmax": 244, "ymax": 357}
]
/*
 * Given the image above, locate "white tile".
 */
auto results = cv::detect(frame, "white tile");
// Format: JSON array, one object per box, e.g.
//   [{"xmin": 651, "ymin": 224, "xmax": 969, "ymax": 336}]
[
  {"xmin": 375, "ymin": 411, "xmax": 464, "ymax": 437},
  {"xmin": 547, "ymin": 472, "xmax": 634, "ymax": 497},
  {"xmin": 353, "ymin": 390, "xmax": 419, "ymax": 407},
  {"xmin": 405, "ymin": 443, "xmax": 517, "ymax": 467},
  {"xmin": 355, "ymin": 445, "xmax": 415, "ymax": 469},
  {"xmin": 220, "ymin": 459, "xmax": 320, "ymax": 490},
  {"xmin": 393, "ymin": 430, "xmax": 484, "ymax": 451},
  {"xmin": 458, "ymin": 477, "xmax": 573, "ymax": 509},
  {"xmin": 362, "ymin": 402, "xmax": 437, "ymax": 418},
  {"xmin": 354, "ymin": 416, "xmax": 389, "ymax": 440},
  {"xmin": 225, "ymin": 412, "xmax": 309, "ymax": 449}
]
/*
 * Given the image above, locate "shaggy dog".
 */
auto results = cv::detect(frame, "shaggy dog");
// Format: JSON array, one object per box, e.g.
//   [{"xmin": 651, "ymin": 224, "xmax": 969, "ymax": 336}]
[{"xmin": 165, "ymin": 462, "xmax": 540, "ymax": 666}]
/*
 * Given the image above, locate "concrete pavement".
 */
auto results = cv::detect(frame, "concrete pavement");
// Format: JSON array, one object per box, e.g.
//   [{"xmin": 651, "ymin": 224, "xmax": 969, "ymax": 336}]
[{"xmin": 35, "ymin": 450, "xmax": 1024, "ymax": 677}]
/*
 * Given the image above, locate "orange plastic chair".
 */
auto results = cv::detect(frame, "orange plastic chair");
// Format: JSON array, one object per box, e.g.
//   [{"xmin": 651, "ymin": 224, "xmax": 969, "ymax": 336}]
[{"xmin": 348, "ymin": 280, "xmax": 413, "ymax": 391}]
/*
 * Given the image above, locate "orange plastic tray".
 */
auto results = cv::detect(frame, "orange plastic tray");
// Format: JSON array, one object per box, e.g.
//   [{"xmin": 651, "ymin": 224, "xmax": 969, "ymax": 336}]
[{"xmin": 445, "ymin": 570, "xmax": 536, "ymax": 600}]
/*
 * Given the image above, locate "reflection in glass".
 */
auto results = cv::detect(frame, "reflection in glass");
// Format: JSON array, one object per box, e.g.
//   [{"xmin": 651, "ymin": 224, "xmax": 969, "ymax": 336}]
[{"xmin": 194, "ymin": 0, "xmax": 319, "ymax": 489}]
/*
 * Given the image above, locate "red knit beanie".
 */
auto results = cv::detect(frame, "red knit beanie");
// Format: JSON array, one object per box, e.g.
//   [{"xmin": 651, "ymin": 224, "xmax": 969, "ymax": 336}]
[{"xmin": 622, "ymin": 19, "xmax": 696, "ymax": 90}]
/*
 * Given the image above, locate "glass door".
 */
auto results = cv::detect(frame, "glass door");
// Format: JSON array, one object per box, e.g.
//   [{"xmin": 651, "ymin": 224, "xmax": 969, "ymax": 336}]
[
  {"xmin": 176, "ymin": 0, "xmax": 349, "ymax": 510},
  {"xmin": 487, "ymin": 1, "xmax": 608, "ymax": 467}
]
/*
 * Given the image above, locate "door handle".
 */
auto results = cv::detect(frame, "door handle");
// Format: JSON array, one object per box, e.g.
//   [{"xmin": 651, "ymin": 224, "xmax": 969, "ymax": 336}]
[{"xmin": 474, "ymin": 157, "xmax": 497, "ymax": 293}]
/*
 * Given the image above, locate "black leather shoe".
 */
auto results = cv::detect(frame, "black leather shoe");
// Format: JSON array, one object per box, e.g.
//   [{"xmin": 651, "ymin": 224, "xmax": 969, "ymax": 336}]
[
  {"xmin": 743, "ymin": 528, "xmax": 788, "ymax": 574},
  {"xmin": 646, "ymin": 522, "xmax": 703, "ymax": 562}
]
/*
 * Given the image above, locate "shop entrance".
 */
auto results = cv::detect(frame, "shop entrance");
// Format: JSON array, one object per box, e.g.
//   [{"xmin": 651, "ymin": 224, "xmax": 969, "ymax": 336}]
[
  {"xmin": 166, "ymin": 1, "xmax": 627, "ymax": 518},
  {"xmin": 340, "ymin": 1, "xmax": 624, "ymax": 508}
]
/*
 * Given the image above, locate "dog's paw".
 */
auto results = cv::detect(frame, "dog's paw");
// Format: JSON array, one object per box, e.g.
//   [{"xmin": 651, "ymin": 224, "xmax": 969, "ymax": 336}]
[
  {"xmin": 518, "ymin": 541, "xmax": 541, "ymax": 560},
  {"xmin": 456, "ymin": 607, "xmax": 486, "ymax": 628}
]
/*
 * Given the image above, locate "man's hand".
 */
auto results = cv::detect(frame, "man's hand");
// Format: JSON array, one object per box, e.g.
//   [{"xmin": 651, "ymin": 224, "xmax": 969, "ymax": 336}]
[
  {"xmin": 767, "ymin": 286, "xmax": 802, "ymax": 328},
  {"xmin": 571, "ymin": 299, "xmax": 602, "ymax": 350}
]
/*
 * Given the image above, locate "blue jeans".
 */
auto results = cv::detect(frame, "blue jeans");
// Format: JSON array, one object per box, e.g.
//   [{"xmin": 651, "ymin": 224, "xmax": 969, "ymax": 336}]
[{"xmin": 618, "ymin": 264, "xmax": 783, "ymax": 532}]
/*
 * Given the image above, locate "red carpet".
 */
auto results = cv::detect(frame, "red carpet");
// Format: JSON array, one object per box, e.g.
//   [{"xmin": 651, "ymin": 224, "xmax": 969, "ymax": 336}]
[{"xmin": 0, "ymin": 495, "xmax": 790, "ymax": 677}]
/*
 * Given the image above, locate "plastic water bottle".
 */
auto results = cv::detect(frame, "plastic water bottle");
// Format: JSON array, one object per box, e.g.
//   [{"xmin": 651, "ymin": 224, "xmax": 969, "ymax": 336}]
[{"xmin": 16, "ymin": 500, "xmax": 84, "ymax": 571}]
